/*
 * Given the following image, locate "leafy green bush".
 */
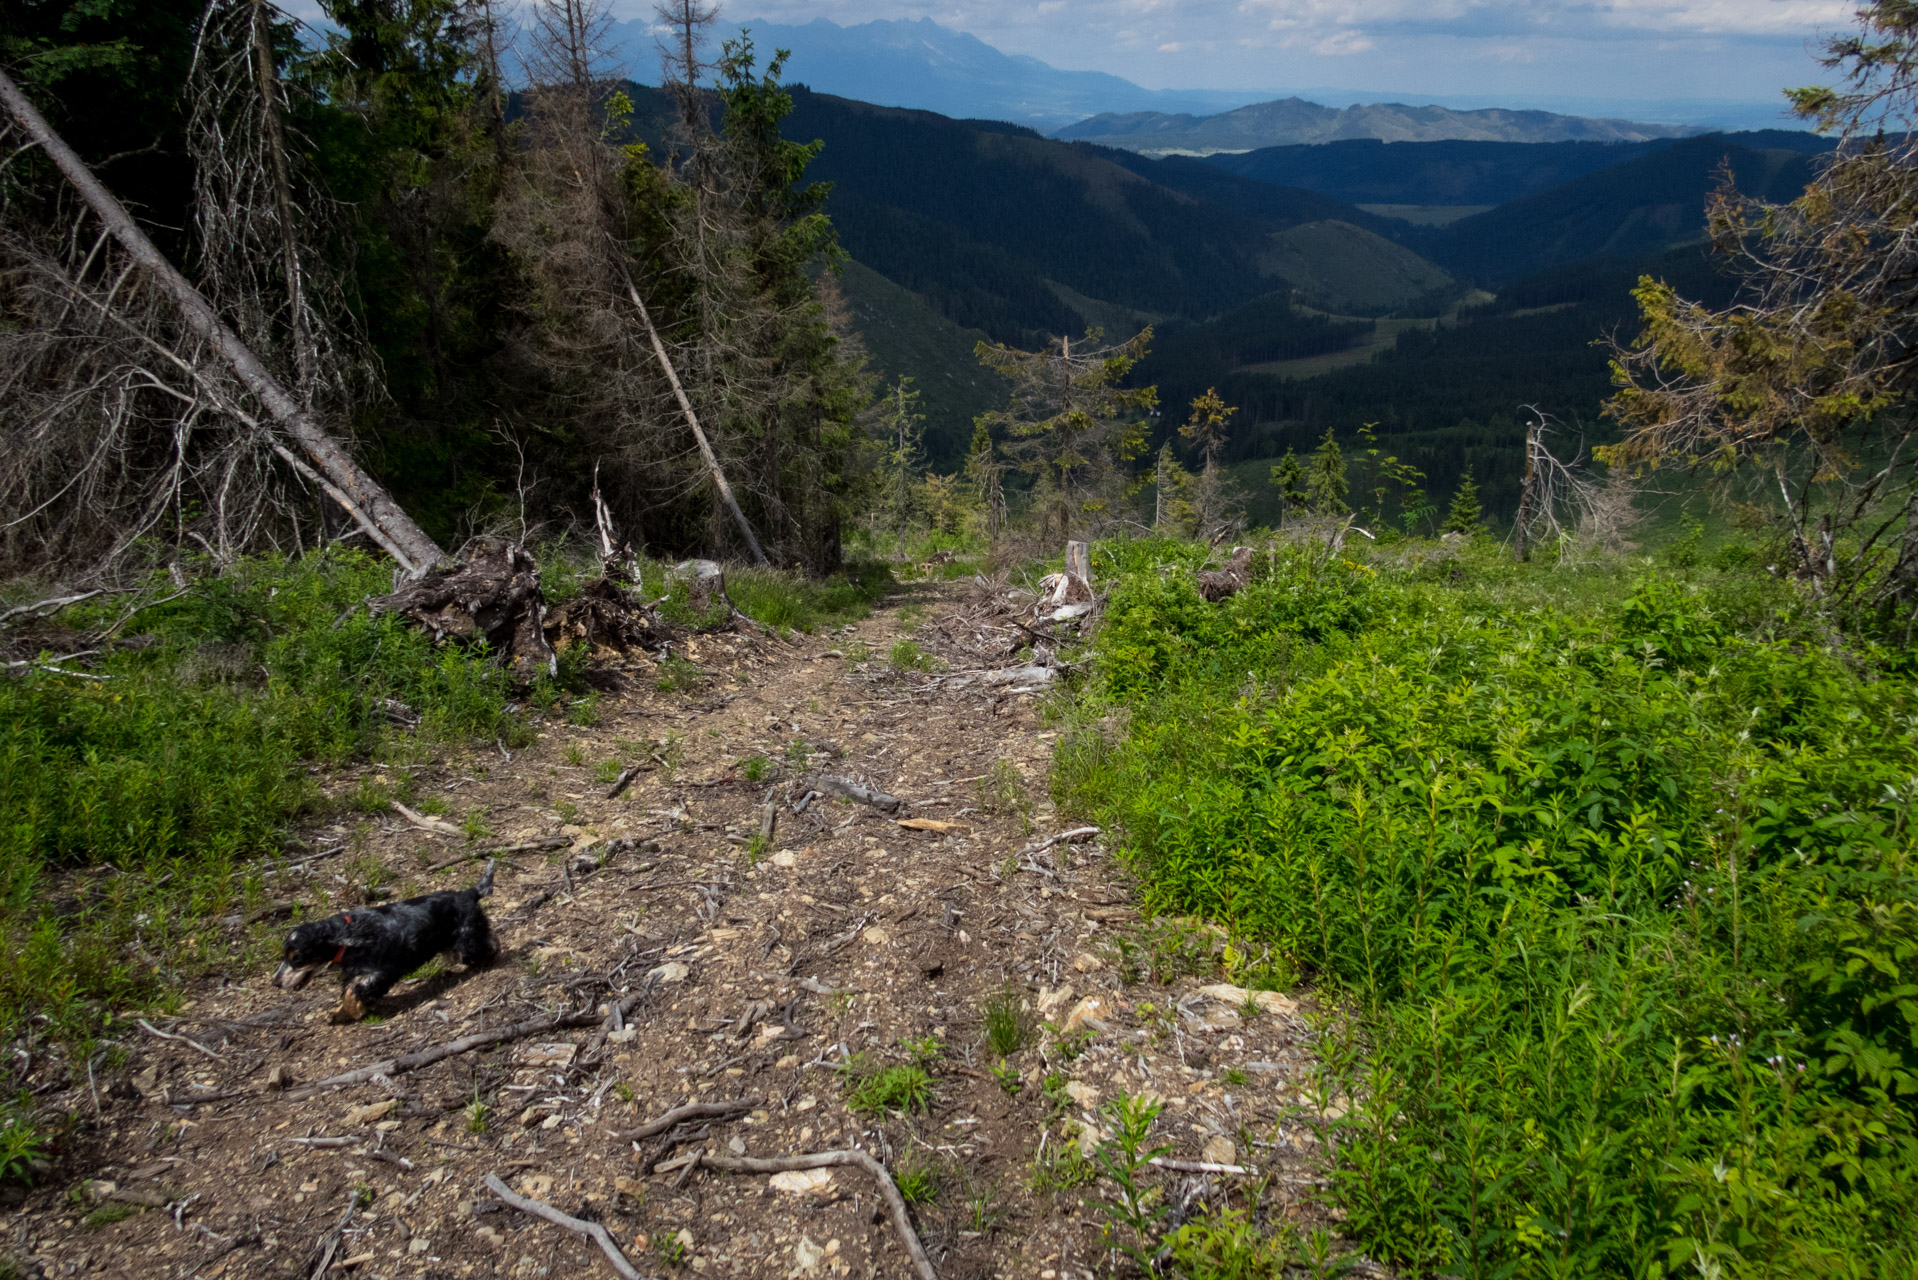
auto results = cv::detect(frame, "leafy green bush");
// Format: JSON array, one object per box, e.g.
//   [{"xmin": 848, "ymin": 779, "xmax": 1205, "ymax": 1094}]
[
  {"xmin": 1066, "ymin": 540, "xmax": 1918, "ymax": 1276},
  {"xmin": 0, "ymin": 549, "xmax": 513, "ymax": 1043}
]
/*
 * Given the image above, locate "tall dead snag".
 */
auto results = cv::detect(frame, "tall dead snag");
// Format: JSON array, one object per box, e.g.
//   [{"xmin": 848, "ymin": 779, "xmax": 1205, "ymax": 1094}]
[
  {"xmin": 0, "ymin": 67, "xmax": 444, "ymax": 575},
  {"xmin": 623, "ymin": 274, "xmax": 769, "ymax": 565}
]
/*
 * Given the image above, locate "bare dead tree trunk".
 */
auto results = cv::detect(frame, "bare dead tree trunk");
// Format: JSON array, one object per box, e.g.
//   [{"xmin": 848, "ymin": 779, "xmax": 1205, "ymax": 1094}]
[
  {"xmin": 1513, "ymin": 414, "xmax": 1538, "ymax": 562},
  {"xmin": 621, "ymin": 271, "xmax": 769, "ymax": 566},
  {"xmin": 0, "ymin": 67, "xmax": 444, "ymax": 575},
  {"xmin": 249, "ymin": 0, "xmax": 314, "ymax": 399}
]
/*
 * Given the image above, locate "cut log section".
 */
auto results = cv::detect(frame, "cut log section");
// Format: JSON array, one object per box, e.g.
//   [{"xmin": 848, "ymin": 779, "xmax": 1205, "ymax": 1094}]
[{"xmin": 367, "ymin": 538, "xmax": 556, "ymax": 682}]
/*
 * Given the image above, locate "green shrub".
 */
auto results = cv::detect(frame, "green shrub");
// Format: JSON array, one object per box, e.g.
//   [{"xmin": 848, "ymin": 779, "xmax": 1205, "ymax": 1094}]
[
  {"xmin": 0, "ymin": 549, "xmax": 513, "ymax": 1044},
  {"xmin": 1066, "ymin": 539, "xmax": 1918, "ymax": 1275}
]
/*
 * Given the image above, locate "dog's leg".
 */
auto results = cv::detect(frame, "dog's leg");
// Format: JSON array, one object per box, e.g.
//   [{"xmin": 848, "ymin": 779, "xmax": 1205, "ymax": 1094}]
[{"xmin": 331, "ymin": 983, "xmax": 369, "ymax": 1024}]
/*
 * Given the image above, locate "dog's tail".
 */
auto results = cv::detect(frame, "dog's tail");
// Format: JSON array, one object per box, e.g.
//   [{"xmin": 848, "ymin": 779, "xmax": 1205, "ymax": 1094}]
[{"xmin": 475, "ymin": 858, "xmax": 498, "ymax": 898}]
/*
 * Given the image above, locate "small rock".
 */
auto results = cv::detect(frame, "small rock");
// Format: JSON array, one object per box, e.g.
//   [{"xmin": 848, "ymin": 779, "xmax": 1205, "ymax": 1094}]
[
  {"xmin": 861, "ymin": 926, "xmax": 890, "ymax": 946},
  {"xmin": 375, "ymin": 1120, "xmax": 401, "ymax": 1133},
  {"xmin": 1036, "ymin": 985, "xmax": 1074, "ymax": 1015},
  {"xmin": 264, "ymin": 1065, "xmax": 291, "ymax": 1091},
  {"xmin": 345, "ymin": 1099, "xmax": 398, "ymax": 1126},
  {"xmin": 475, "ymin": 1226, "xmax": 505, "ymax": 1250},
  {"xmin": 510, "ymin": 1042, "xmax": 577, "ymax": 1068},
  {"xmin": 769, "ymin": 1169, "xmax": 834, "ymax": 1194},
  {"xmin": 607, "ymin": 1028, "xmax": 638, "ymax": 1044},
  {"xmin": 409, "ymin": 1237, "xmax": 432, "ymax": 1255},
  {"xmin": 1064, "ymin": 1080, "xmax": 1100, "ymax": 1110},
  {"xmin": 775, "ymin": 1054, "xmax": 799, "ymax": 1069},
  {"xmin": 83, "ymin": 1180, "xmax": 117, "ymax": 1203},
  {"xmin": 1195, "ymin": 983, "xmax": 1297, "ymax": 1015},
  {"xmin": 614, "ymin": 1177, "xmax": 646, "ymax": 1199},
  {"xmin": 1061, "ymin": 996, "xmax": 1109, "ymax": 1033},
  {"xmin": 792, "ymin": 1235, "xmax": 825, "ymax": 1275},
  {"xmin": 518, "ymin": 1106, "xmax": 549, "ymax": 1128},
  {"xmin": 540, "ymin": 1113, "xmax": 562, "ymax": 1131},
  {"xmin": 770, "ymin": 851, "xmax": 798, "ymax": 869},
  {"xmin": 728, "ymin": 1136, "xmax": 747, "ymax": 1155},
  {"xmin": 1201, "ymin": 1007, "xmax": 1242, "ymax": 1031},
  {"xmin": 649, "ymin": 962, "xmax": 691, "ymax": 984},
  {"xmin": 131, "ymin": 1067, "xmax": 159, "ymax": 1096},
  {"xmin": 1071, "ymin": 953, "xmax": 1103, "ymax": 973},
  {"xmin": 1201, "ymin": 1136, "xmax": 1237, "ymax": 1166}
]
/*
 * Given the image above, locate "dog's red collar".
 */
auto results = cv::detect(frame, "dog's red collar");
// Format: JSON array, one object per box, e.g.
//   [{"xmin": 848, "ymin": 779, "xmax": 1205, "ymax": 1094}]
[{"xmin": 333, "ymin": 914, "xmax": 351, "ymax": 965}]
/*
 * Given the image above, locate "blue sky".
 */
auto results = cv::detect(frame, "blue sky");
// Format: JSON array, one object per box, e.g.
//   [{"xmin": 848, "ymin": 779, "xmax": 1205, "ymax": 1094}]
[{"xmin": 607, "ymin": 0, "xmax": 1852, "ymax": 112}]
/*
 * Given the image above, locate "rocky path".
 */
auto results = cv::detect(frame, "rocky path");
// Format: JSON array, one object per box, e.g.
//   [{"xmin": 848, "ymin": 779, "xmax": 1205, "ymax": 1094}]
[{"xmin": 14, "ymin": 581, "xmax": 1330, "ymax": 1280}]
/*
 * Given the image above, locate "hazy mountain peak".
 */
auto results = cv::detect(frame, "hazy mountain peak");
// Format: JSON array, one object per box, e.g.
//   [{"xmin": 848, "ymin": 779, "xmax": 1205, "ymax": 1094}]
[{"xmin": 603, "ymin": 15, "xmax": 1261, "ymax": 129}]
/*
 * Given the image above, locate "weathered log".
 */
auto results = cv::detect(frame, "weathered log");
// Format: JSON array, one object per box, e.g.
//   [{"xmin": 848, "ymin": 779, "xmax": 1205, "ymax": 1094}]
[
  {"xmin": 0, "ymin": 68, "xmax": 444, "ymax": 576},
  {"xmin": 1197, "ymin": 545, "xmax": 1255, "ymax": 602},
  {"xmin": 367, "ymin": 538, "xmax": 556, "ymax": 681},
  {"xmin": 619, "ymin": 272, "xmax": 769, "ymax": 567}
]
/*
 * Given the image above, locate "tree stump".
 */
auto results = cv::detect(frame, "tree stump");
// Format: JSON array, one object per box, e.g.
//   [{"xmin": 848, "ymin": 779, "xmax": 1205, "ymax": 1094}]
[
  {"xmin": 368, "ymin": 538, "xmax": 557, "ymax": 682},
  {"xmin": 668, "ymin": 559, "xmax": 732, "ymax": 622},
  {"xmin": 1039, "ymin": 540, "xmax": 1093, "ymax": 610}
]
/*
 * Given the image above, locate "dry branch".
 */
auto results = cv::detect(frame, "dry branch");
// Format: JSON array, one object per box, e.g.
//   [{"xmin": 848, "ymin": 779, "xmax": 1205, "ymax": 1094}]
[
  {"xmin": 621, "ymin": 271, "xmax": 768, "ymax": 566},
  {"xmin": 482, "ymin": 1174, "xmax": 641, "ymax": 1280},
  {"xmin": 700, "ymin": 1151, "xmax": 936, "ymax": 1280},
  {"xmin": 621, "ymin": 1098, "xmax": 757, "ymax": 1142},
  {"xmin": 283, "ymin": 1006, "xmax": 601, "ymax": 1101},
  {"xmin": 813, "ymin": 775, "xmax": 902, "ymax": 814}
]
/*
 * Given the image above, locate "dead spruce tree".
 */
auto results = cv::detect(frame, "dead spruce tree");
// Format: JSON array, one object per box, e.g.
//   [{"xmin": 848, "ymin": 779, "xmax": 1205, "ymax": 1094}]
[
  {"xmin": 497, "ymin": 0, "xmax": 864, "ymax": 570},
  {"xmin": 0, "ymin": 63, "xmax": 442, "ymax": 575},
  {"xmin": 1606, "ymin": 0, "xmax": 1918, "ymax": 631},
  {"xmin": 653, "ymin": 9, "xmax": 869, "ymax": 571}
]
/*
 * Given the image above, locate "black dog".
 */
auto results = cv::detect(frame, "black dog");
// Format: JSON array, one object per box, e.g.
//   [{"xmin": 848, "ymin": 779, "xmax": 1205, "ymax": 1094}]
[{"xmin": 275, "ymin": 860, "xmax": 499, "ymax": 1022}]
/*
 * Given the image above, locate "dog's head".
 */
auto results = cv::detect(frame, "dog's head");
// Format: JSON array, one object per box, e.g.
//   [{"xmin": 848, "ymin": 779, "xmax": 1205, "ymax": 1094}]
[{"xmin": 274, "ymin": 919, "xmax": 343, "ymax": 990}]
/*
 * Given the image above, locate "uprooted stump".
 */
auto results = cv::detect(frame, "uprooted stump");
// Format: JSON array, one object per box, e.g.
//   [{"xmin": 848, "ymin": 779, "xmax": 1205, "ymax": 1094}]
[
  {"xmin": 368, "ymin": 538, "xmax": 557, "ymax": 682},
  {"xmin": 544, "ymin": 576, "xmax": 666, "ymax": 657},
  {"xmin": 1197, "ymin": 546, "xmax": 1255, "ymax": 602}
]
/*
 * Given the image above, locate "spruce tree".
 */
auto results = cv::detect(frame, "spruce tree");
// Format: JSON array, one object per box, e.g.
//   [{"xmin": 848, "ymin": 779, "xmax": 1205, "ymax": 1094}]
[
  {"xmin": 1269, "ymin": 449, "xmax": 1307, "ymax": 525},
  {"xmin": 1306, "ymin": 428, "xmax": 1349, "ymax": 516},
  {"xmin": 963, "ymin": 419, "xmax": 1006, "ymax": 545},
  {"xmin": 1442, "ymin": 468, "xmax": 1483, "ymax": 533},
  {"xmin": 974, "ymin": 328, "xmax": 1156, "ymax": 543}
]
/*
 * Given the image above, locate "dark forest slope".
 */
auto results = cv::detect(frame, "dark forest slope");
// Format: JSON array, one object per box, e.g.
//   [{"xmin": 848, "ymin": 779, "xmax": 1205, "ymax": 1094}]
[{"xmin": 1424, "ymin": 134, "xmax": 1827, "ymax": 284}]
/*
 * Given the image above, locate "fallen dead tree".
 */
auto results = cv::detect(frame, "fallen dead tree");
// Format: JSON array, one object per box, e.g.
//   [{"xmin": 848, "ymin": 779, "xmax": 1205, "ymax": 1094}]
[{"xmin": 0, "ymin": 68, "xmax": 445, "ymax": 576}]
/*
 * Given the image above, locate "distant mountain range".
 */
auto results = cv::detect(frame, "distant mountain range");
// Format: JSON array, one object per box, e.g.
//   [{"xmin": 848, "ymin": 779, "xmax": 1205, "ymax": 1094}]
[
  {"xmin": 602, "ymin": 16, "xmax": 1257, "ymax": 129},
  {"xmin": 1053, "ymin": 99, "xmax": 1700, "ymax": 155},
  {"xmin": 1202, "ymin": 129, "xmax": 1833, "ymax": 208}
]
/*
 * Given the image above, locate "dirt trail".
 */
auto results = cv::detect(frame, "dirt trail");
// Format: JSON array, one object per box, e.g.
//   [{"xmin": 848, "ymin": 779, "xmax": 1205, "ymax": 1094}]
[{"xmin": 14, "ymin": 581, "xmax": 1328, "ymax": 1280}]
